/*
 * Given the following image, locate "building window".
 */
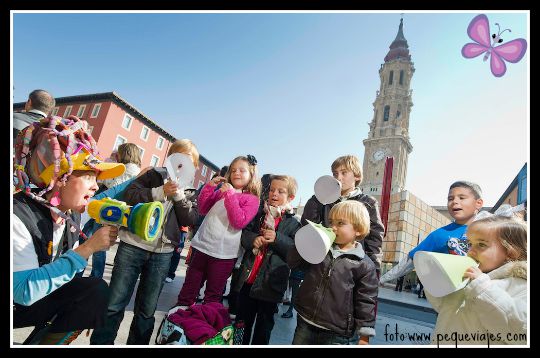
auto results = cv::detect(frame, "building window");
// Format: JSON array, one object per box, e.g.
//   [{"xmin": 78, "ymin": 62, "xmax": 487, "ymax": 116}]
[
  {"xmin": 91, "ymin": 104, "xmax": 101, "ymax": 118},
  {"xmin": 87, "ymin": 126, "xmax": 94, "ymax": 135},
  {"xmin": 198, "ymin": 180, "xmax": 205, "ymax": 189},
  {"xmin": 64, "ymin": 106, "xmax": 72, "ymax": 117},
  {"xmin": 389, "ymin": 71, "xmax": 393, "ymax": 85},
  {"xmin": 150, "ymin": 155, "xmax": 160, "ymax": 167},
  {"xmin": 399, "ymin": 70, "xmax": 404, "ymax": 85},
  {"xmin": 77, "ymin": 105, "xmax": 86, "ymax": 118},
  {"xmin": 383, "ymin": 105, "xmax": 390, "ymax": 121},
  {"xmin": 140, "ymin": 126, "xmax": 150, "ymax": 141},
  {"xmin": 52, "ymin": 107, "xmax": 59, "ymax": 116},
  {"xmin": 113, "ymin": 135, "xmax": 127, "ymax": 151},
  {"xmin": 210, "ymin": 171, "xmax": 216, "ymax": 179},
  {"xmin": 122, "ymin": 114, "xmax": 133, "ymax": 130},
  {"xmin": 396, "ymin": 104, "xmax": 402, "ymax": 119},
  {"xmin": 137, "ymin": 146, "xmax": 145, "ymax": 160},
  {"xmin": 201, "ymin": 165, "xmax": 207, "ymax": 177},
  {"xmin": 156, "ymin": 136, "xmax": 164, "ymax": 150}
]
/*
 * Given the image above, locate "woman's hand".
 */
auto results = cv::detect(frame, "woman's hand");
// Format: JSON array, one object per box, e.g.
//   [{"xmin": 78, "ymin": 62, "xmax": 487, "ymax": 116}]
[{"xmin": 75, "ymin": 225, "xmax": 118, "ymax": 259}]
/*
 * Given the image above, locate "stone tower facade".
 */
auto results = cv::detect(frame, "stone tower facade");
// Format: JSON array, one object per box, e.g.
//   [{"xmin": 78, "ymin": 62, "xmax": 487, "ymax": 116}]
[{"xmin": 361, "ymin": 19, "xmax": 415, "ymax": 198}]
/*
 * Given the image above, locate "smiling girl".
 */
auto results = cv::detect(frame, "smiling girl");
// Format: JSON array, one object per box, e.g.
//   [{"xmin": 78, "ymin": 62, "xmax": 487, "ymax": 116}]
[{"xmin": 173, "ymin": 155, "xmax": 261, "ymax": 309}]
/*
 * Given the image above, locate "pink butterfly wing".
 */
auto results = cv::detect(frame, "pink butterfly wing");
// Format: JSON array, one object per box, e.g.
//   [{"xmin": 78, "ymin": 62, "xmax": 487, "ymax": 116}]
[
  {"xmin": 492, "ymin": 38, "xmax": 527, "ymax": 63},
  {"xmin": 462, "ymin": 43, "xmax": 488, "ymax": 58},
  {"xmin": 467, "ymin": 14, "xmax": 491, "ymax": 47},
  {"xmin": 490, "ymin": 51, "xmax": 507, "ymax": 77}
]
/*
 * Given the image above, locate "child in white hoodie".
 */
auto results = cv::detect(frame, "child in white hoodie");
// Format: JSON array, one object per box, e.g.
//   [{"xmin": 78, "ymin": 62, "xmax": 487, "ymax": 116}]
[{"xmin": 429, "ymin": 209, "xmax": 527, "ymax": 346}]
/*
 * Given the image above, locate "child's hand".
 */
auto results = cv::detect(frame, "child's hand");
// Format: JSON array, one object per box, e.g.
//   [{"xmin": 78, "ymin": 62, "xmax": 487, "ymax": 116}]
[
  {"xmin": 262, "ymin": 229, "xmax": 276, "ymax": 243},
  {"xmin": 253, "ymin": 236, "xmax": 266, "ymax": 250},
  {"xmin": 219, "ymin": 182, "xmax": 233, "ymax": 193},
  {"xmin": 210, "ymin": 176, "xmax": 226, "ymax": 186},
  {"xmin": 463, "ymin": 266, "xmax": 483, "ymax": 280},
  {"xmin": 163, "ymin": 180, "xmax": 180, "ymax": 198}
]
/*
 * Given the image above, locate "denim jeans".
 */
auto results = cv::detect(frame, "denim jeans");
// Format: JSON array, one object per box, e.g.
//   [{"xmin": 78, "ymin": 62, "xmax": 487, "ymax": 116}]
[
  {"xmin": 90, "ymin": 250, "xmax": 106, "ymax": 279},
  {"xmin": 292, "ymin": 316, "xmax": 358, "ymax": 345},
  {"xmin": 90, "ymin": 241, "xmax": 172, "ymax": 345}
]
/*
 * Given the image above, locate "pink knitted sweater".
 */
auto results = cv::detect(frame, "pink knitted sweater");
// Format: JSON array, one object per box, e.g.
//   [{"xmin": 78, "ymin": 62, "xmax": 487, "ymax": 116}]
[{"xmin": 197, "ymin": 183, "xmax": 260, "ymax": 230}]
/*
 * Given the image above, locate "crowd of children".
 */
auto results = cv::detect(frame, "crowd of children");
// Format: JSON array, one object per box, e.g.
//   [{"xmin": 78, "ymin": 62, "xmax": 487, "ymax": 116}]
[{"xmin": 12, "ymin": 113, "xmax": 528, "ymax": 346}]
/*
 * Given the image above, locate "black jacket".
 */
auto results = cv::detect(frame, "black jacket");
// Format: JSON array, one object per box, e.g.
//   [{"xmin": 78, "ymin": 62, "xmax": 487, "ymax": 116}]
[
  {"xmin": 301, "ymin": 191, "xmax": 384, "ymax": 273},
  {"xmin": 13, "ymin": 192, "xmax": 80, "ymax": 267},
  {"xmin": 233, "ymin": 210, "xmax": 301, "ymax": 303},
  {"xmin": 288, "ymin": 241, "xmax": 378, "ymax": 338}
]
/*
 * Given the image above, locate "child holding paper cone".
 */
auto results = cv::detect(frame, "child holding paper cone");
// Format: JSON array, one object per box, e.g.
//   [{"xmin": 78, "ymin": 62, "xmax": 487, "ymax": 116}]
[
  {"xmin": 301, "ymin": 155, "xmax": 384, "ymax": 274},
  {"xmin": 428, "ymin": 210, "xmax": 527, "ymax": 346},
  {"xmin": 288, "ymin": 200, "xmax": 378, "ymax": 345}
]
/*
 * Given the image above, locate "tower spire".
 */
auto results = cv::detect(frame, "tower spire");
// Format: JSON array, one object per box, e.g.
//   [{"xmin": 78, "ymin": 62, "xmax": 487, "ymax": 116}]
[{"xmin": 384, "ymin": 17, "xmax": 411, "ymax": 62}]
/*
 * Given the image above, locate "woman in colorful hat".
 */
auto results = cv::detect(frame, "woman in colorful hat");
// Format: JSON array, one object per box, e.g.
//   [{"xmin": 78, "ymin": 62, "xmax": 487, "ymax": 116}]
[{"xmin": 13, "ymin": 115, "xmax": 125, "ymax": 345}]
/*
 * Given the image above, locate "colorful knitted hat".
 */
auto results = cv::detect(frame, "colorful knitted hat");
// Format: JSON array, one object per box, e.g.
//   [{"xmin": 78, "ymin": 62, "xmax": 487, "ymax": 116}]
[{"xmin": 14, "ymin": 115, "xmax": 125, "ymax": 196}]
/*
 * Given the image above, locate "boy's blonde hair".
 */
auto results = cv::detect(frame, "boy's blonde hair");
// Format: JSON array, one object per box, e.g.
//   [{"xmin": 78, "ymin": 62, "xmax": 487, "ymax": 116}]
[
  {"xmin": 270, "ymin": 175, "xmax": 298, "ymax": 198},
  {"xmin": 329, "ymin": 201, "xmax": 370, "ymax": 240},
  {"xmin": 117, "ymin": 143, "xmax": 142, "ymax": 167},
  {"xmin": 331, "ymin": 155, "xmax": 363, "ymax": 186},
  {"xmin": 167, "ymin": 139, "xmax": 200, "ymax": 167},
  {"xmin": 226, "ymin": 156, "xmax": 261, "ymax": 197},
  {"xmin": 469, "ymin": 216, "xmax": 527, "ymax": 261}
]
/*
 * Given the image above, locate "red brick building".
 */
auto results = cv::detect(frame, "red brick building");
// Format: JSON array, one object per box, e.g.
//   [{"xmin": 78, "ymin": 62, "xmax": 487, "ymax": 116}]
[{"xmin": 14, "ymin": 91, "xmax": 219, "ymax": 188}]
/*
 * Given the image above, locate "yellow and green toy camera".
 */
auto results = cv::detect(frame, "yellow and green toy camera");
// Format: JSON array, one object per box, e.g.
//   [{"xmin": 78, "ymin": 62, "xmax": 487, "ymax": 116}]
[{"xmin": 87, "ymin": 197, "xmax": 164, "ymax": 241}]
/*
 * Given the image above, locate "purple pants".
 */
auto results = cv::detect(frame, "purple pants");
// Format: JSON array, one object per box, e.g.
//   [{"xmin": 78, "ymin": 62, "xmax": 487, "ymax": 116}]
[{"xmin": 177, "ymin": 248, "xmax": 236, "ymax": 306}]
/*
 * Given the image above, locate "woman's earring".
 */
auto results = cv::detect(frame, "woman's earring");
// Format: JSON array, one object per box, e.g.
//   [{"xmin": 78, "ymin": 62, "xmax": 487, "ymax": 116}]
[{"xmin": 50, "ymin": 191, "xmax": 61, "ymax": 207}]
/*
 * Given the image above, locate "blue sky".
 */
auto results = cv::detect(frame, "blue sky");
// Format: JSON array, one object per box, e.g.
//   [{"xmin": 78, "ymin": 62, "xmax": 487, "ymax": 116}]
[{"xmin": 12, "ymin": 11, "xmax": 529, "ymax": 207}]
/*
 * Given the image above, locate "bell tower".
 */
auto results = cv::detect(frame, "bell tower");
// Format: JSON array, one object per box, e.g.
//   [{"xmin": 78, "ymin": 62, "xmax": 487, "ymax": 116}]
[{"xmin": 361, "ymin": 18, "xmax": 414, "ymax": 197}]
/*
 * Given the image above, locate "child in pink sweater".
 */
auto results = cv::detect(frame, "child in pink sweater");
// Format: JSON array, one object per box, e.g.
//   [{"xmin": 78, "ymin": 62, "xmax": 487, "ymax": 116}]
[{"xmin": 174, "ymin": 155, "xmax": 261, "ymax": 309}]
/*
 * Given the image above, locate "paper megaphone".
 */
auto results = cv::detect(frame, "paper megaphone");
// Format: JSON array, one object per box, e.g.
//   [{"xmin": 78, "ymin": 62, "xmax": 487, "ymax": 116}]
[
  {"xmin": 413, "ymin": 251, "xmax": 479, "ymax": 297},
  {"xmin": 164, "ymin": 153, "xmax": 196, "ymax": 188},
  {"xmin": 314, "ymin": 175, "xmax": 341, "ymax": 205},
  {"xmin": 295, "ymin": 220, "xmax": 336, "ymax": 264}
]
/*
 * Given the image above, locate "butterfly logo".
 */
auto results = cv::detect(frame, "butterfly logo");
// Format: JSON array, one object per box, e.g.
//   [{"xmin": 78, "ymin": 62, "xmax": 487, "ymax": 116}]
[{"xmin": 461, "ymin": 14, "xmax": 527, "ymax": 77}]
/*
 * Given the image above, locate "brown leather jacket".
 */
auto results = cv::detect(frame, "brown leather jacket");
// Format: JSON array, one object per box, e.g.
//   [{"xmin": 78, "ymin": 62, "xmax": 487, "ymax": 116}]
[{"xmin": 287, "ymin": 242, "xmax": 378, "ymax": 338}]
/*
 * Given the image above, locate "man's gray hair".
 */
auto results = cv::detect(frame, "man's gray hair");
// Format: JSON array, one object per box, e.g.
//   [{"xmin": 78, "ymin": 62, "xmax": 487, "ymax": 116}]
[{"xmin": 28, "ymin": 89, "xmax": 55, "ymax": 115}]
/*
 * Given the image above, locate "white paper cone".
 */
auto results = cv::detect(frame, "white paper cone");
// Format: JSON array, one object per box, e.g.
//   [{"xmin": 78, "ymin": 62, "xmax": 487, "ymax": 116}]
[
  {"xmin": 295, "ymin": 220, "xmax": 336, "ymax": 264},
  {"xmin": 414, "ymin": 251, "xmax": 478, "ymax": 297},
  {"xmin": 314, "ymin": 175, "xmax": 342, "ymax": 205}
]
